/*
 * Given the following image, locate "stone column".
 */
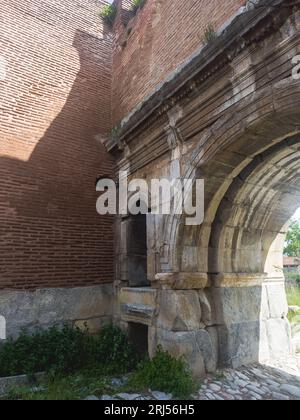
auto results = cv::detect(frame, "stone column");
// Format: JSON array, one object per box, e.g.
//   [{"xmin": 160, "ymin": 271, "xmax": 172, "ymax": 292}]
[
  {"xmin": 211, "ymin": 273, "xmax": 293, "ymax": 369},
  {"xmin": 149, "ymin": 272, "xmax": 218, "ymax": 378},
  {"xmin": 260, "ymin": 278, "xmax": 293, "ymax": 362}
]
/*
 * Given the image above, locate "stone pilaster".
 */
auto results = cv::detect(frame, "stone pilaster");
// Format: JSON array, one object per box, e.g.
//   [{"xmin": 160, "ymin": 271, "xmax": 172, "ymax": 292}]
[{"xmin": 211, "ymin": 273, "xmax": 293, "ymax": 369}]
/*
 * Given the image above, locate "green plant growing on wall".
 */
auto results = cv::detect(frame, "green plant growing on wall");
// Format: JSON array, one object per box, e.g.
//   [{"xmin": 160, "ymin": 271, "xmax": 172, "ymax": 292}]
[
  {"xmin": 132, "ymin": 0, "xmax": 145, "ymax": 14},
  {"xmin": 202, "ymin": 23, "xmax": 217, "ymax": 45},
  {"xmin": 110, "ymin": 123, "xmax": 121, "ymax": 139},
  {"xmin": 99, "ymin": 4, "xmax": 117, "ymax": 26}
]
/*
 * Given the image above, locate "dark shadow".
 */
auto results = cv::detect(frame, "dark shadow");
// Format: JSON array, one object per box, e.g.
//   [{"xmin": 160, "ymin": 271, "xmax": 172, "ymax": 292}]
[
  {"xmin": 128, "ymin": 322, "xmax": 149, "ymax": 357},
  {"xmin": 0, "ymin": 30, "xmax": 115, "ymax": 289}
]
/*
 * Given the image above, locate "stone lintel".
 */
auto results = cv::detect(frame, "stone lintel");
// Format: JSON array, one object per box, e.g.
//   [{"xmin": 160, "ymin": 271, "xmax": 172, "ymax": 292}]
[
  {"xmin": 121, "ymin": 304, "xmax": 155, "ymax": 326},
  {"xmin": 119, "ymin": 287, "xmax": 157, "ymax": 326},
  {"xmin": 153, "ymin": 272, "xmax": 208, "ymax": 290},
  {"xmin": 212, "ymin": 272, "xmax": 266, "ymax": 288}
]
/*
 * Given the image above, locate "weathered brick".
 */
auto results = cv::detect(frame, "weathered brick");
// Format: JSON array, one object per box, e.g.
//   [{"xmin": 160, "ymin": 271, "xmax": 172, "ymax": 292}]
[{"xmin": 112, "ymin": 0, "xmax": 245, "ymax": 123}]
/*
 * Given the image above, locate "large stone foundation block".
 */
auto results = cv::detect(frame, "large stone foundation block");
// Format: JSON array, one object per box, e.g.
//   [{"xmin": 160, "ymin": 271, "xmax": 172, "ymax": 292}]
[
  {"xmin": 217, "ymin": 321, "xmax": 261, "ymax": 368},
  {"xmin": 0, "ymin": 285, "xmax": 113, "ymax": 340},
  {"xmin": 212, "ymin": 286, "xmax": 262, "ymax": 325},
  {"xmin": 261, "ymin": 282, "xmax": 289, "ymax": 320},
  {"xmin": 262, "ymin": 318, "xmax": 293, "ymax": 360},
  {"xmin": 154, "ymin": 328, "xmax": 217, "ymax": 378}
]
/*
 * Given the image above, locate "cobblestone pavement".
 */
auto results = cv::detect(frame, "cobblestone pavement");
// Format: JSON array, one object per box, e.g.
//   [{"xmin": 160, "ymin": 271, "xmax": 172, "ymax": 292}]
[
  {"xmin": 196, "ymin": 356, "xmax": 300, "ymax": 400},
  {"xmin": 86, "ymin": 357, "xmax": 300, "ymax": 401}
]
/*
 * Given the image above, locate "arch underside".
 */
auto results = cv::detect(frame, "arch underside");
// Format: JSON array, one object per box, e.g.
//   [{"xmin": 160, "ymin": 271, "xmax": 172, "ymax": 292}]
[
  {"xmin": 167, "ymin": 78, "xmax": 300, "ymax": 276},
  {"xmin": 210, "ymin": 135, "xmax": 300, "ymax": 275}
]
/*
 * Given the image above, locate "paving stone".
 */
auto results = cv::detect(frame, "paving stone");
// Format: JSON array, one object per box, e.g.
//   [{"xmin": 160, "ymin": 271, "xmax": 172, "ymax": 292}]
[
  {"xmin": 85, "ymin": 395, "xmax": 99, "ymax": 400},
  {"xmin": 225, "ymin": 387, "xmax": 239, "ymax": 396},
  {"xmin": 151, "ymin": 391, "xmax": 173, "ymax": 400},
  {"xmin": 117, "ymin": 393, "xmax": 143, "ymax": 400},
  {"xmin": 249, "ymin": 391, "xmax": 263, "ymax": 400},
  {"xmin": 220, "ymin": 393, "xmax": 235, "ymax": 400},
  {"xmin": 214, "ymin": 394, "xmax": 225, "ymax": 401},
  {"xmin": 209, "ymin": 383, "xmax": 221, "ymax": 392},
  {"xmin": 280, "ymin": 384, "xmax": 300, "ymax": 399},
  {"xmin": 195, "ymin": 359, "xmax": 300, "ymax": 401},
  {"xmin": 272, "ymin": 392, "xmax": 290, "ymax": 400},
  {"xmin": 234, "ymin": 378, "xmax": 248, "ymax": 388},
  {"xmin": 246, "ymin": 385, "xmax": 265, "ymax": 396},
  {"xmin": 101, "ymin": 395, "xmax": 120, "ymax": 400},
  {"xmin": 266, "ymin": 379, "xmax": 281, "ymax": 388},
  {"xmin": 236, "ymin": 372, "xmax": 250, "ymax": 381}
]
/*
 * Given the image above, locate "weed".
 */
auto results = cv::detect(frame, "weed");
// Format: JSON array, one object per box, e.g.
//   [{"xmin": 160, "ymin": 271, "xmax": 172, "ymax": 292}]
[
  {"xmin": 129, "ymin": 346, "xmax": 197, "ymax": 399},
  {"xmin": 99, "ymin": 4, "xmax": 117, "ymax": 26}
]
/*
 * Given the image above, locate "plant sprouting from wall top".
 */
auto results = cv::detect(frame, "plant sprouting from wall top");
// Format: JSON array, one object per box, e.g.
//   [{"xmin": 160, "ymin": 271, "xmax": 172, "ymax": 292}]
[
  {"xmin": 99, "ymin": 3, "xmax": 118, "ymax": 27},
  {"xmin": 132, "ymin": 0, "xmax": 146, "ymax": 14},
  {"xmin": 110, "ymin": 123, "xmax": 121, "ymax": 139},
  {"xmin": 202, "ymin": 23, "xmax": 218, "ymax": 45}
]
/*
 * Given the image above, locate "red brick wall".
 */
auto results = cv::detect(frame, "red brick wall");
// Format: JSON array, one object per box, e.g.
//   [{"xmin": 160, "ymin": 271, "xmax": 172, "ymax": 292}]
[
  {"xmin": 112, "ymin": 0, "xmax": 246, "ymax": 123},
  {"xmin": 0, "ymin": 0, "xmax": 115, "ymax": 289}
]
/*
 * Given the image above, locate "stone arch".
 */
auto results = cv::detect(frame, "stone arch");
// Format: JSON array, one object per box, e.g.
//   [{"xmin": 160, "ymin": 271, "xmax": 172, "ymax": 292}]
[
  {"xmin": 209, "ymin": 136, "xmax": 300, "ymax": 275},
  {"xmin": 153, "ymin": 78, "xmax": 300, "ymax": 371},
  {"xmin": 208, "ymin": 136, "xmax": 300, "ymax": 367},
  {"xmin": 160, "ymin": 77, "xmax": 300, "ymax": 277}
]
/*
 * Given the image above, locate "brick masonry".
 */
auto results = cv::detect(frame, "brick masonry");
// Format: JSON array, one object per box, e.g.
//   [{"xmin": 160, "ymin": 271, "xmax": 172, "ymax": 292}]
[
  {"xmin": 112, "ymin": 0, "xmax": 246, "ymax": 123},
  {"xmin": 0, "ymin": 0, "xmax": 114, "ymax": 289}
]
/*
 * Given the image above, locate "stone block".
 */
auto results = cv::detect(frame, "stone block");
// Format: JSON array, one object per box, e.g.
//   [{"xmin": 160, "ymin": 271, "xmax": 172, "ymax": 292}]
[
  {"xmin": 217, "ymin": 321, "xmax": 261, "ymax": 368},
  {"xmin": 265, "ymin": 318, "xmax": 293, "ymax": 360},
  {"xmin": 212, "ymin": 286, "xmax": 262, "ymax": 325},
  {"xmin": 157, "ymin": 290, "xmax": 202, "ymax": 331},
  {"xmin": 155, "ymin": 328, "xmax": 217, "ymax": 376},
  {"xmin": 154, "ymin": 272, "xmax": 208, "ymax": 290},
  {"xmin": 263, "ymin": 282, "xmax": 288, "ymax": 320},
  {"xmin": 119, "ymin": 288, "xmax": 157, "ymax": 326},
  {"xmin": 258, "ymin": 319, "xmax": 270, "ymax": 363},
  {"xmin": 0, "ymin": 285, "xmax": 113, "ymax": 339}
]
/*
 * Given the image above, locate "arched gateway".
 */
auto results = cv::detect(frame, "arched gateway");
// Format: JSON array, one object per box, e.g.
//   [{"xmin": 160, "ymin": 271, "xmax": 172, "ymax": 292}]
[{"xmin": 108, "ymin": 1, "xmax": 300, "ymax": 377}]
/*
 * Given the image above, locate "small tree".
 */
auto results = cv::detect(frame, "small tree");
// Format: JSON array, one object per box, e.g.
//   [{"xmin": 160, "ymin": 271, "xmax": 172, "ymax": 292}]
[
  {"xmin": 99, "ymin": 4, "xmax": 117, "ymax": 26},
  {"xmin": 284, "ymin": 221, "xmax": 300, "ymax": 257}
]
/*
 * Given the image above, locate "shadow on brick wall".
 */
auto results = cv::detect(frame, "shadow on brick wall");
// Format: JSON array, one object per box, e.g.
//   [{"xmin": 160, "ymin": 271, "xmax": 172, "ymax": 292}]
[{"xmin": 0, "ymin": 30, "xmax": 115, "ymax": 289}]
